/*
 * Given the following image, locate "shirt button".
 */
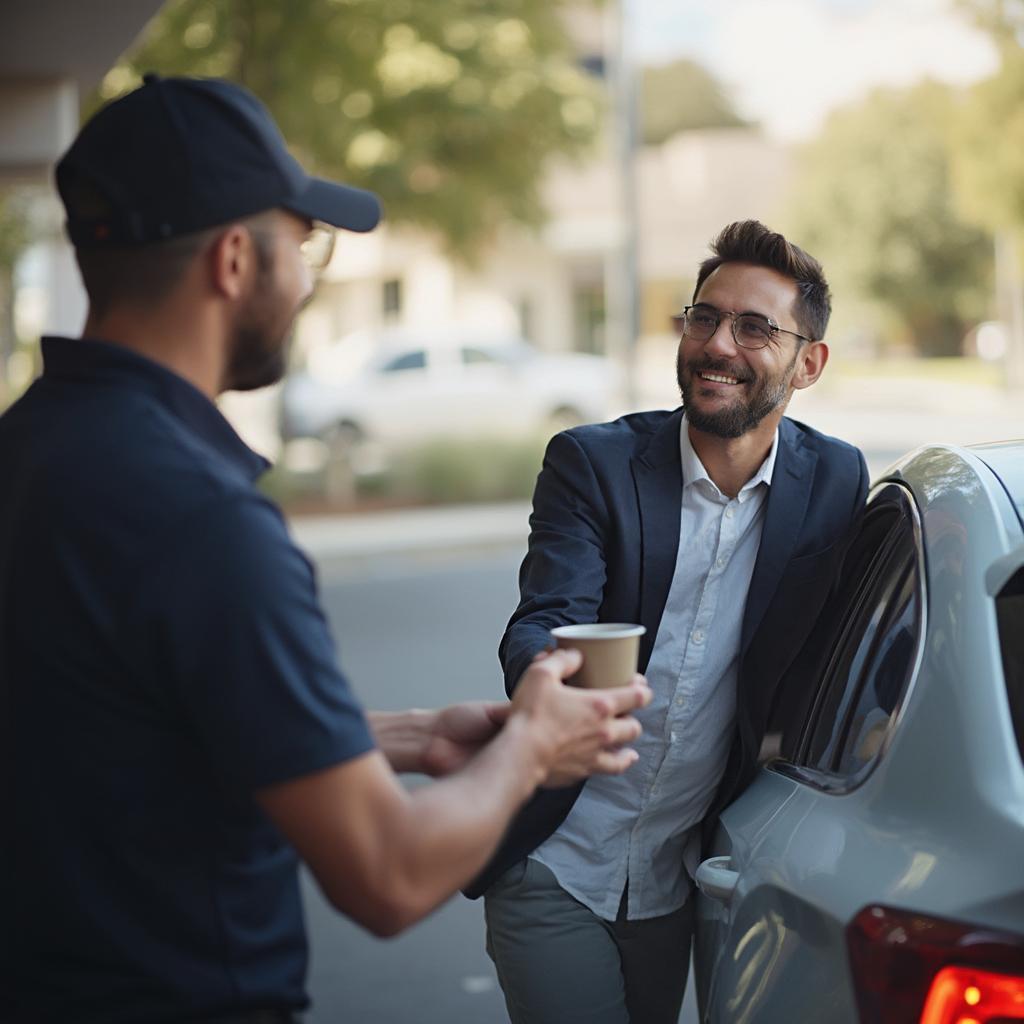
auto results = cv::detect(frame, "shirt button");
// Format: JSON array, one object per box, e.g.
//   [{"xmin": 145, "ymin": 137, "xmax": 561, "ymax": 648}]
[
  {"xmin": 692, "ymin": 629, "xmax": 705, "ymax": 644},
  {"xmin": 675, "ymin": 697, "xmax": 685, "ymax": 707},
  {"xmin": 725, "ymin": 507, "xmax": 736, "ymax": 519},
  {"xmin": 715, "ymin": 556, "xmax": 727, "ymax": 569},
  {"xmin": 670, "ymin": 731, "xmax": 678, "ymax": 744}
]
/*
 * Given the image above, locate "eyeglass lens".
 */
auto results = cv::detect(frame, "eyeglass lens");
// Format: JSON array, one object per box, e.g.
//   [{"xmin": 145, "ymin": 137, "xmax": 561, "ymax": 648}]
[{"xmin": 683, "ymin": 307, "xmax": 773, "ymax": 349}]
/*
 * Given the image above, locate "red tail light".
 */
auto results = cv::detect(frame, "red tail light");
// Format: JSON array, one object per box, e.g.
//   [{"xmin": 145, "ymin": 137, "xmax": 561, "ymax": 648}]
[
  {"xmin": 846, "ymin": 905, "xmax": 1024, "ymax": 1023},
  {"xmin": 920, "ymin": 965, "xmax": 1024, "ymax": 1023}
]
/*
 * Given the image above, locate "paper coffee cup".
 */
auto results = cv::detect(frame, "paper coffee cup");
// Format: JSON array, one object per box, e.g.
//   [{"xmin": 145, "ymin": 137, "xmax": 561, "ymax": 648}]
[{"xmin": 550, "ymin": 623, "xmax": 646, "ymax": 689}]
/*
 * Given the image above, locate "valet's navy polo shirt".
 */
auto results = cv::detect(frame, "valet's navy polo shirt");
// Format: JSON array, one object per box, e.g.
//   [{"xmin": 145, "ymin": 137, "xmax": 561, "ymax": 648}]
[{"xmin": 0, "ymin": 337, "xmax": 376, "ymax": 1022}]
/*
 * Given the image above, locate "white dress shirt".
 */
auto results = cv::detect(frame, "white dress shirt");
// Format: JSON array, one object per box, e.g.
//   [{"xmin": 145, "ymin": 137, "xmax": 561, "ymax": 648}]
[{"xmin": 532, "ymin": 415, "xmax": 778, "ymax": 920}]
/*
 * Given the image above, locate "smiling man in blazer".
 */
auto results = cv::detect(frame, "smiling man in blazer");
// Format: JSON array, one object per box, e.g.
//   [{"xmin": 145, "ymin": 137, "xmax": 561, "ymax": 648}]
[{"xmin": 473, "ymin": 221, "xmax": 869, "ymax": 1024}]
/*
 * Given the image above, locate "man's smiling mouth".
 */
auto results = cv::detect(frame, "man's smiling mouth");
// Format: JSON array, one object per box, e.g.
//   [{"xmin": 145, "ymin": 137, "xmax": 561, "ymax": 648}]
[{"xmin": 697, "ymin": 371, "xmax": 742, "ymax": 385}]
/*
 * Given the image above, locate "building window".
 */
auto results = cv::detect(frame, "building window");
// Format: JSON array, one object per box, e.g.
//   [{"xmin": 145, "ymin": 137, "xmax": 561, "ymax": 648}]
[
  {"xmin": 517, "ymin": 296, "xmax": 535, "ymax": 343},
  {"xmin": 573, "ymin": 283, "xmax": 606, "ymax": 355},
  {"xmin": 382, "ymin": 278, "xmax": 402, "ymax": 320}
]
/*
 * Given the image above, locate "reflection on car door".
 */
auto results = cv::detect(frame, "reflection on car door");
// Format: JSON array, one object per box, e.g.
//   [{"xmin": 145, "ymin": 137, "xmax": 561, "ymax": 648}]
[{"xmin": 694, "ymin": 484, "xmax": 924, "ymax": 1023}]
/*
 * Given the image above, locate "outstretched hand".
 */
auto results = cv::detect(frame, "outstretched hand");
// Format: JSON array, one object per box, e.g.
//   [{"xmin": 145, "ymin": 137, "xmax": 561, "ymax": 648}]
[
  {"xmin": 512, "ymin": 648, "xmax": 651, "ymax": 788},
  {"xmin": 420, "ymin": 701, "xmax": 513, "ymax": 777}
]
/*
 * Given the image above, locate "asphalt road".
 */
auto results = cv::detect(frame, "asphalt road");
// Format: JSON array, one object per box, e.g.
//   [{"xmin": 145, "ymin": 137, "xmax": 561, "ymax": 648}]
[{"xmin": 301, "ymin": 546, "xmax": 700, "ymax": 1023}]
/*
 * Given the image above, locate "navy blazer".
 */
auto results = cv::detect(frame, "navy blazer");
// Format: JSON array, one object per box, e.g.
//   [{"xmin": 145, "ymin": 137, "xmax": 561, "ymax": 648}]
[{"xmin": 465, "ymin": 408, "xmax": 868, "ymax": 899}]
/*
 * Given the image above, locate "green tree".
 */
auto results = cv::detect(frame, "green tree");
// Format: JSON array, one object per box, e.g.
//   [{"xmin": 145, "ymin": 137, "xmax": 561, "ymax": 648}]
[
  {"xmin": 785, "ymin": 81, "xmax": 992, "ymax": 356},
  {"xmin": 951, "ymin": 0, "xmax": 1024, "ymax": 231},
  {"xmin": 640, "ymin": 59, "xmax": 749, "ymax": 145},
  {"xmin": 96, "ymin": 0, "xmax": 602, "ymax": 255},
  {"xmin": 0, "ymin": 191, "xmax": 33, "ymax": 406},
  {"xmin": 950, "ymin": 0, "xmax": 1024, "ymax": 385}
]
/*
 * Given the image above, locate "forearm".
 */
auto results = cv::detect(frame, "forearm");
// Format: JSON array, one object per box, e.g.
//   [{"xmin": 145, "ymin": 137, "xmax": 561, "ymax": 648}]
[
  {"xmin": 372, "ymin": 712, "xmax": 546, "ymax": 930},
  {"xmin": 367, "ymin": 709, "xmax": 435, "ymax": 773}
]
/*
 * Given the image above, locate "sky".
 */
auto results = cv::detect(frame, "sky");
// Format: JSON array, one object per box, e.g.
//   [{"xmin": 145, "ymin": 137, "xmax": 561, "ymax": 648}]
[{"xmin": 632, "ymin": 0, "xmax": 1000, "ymax": 140}]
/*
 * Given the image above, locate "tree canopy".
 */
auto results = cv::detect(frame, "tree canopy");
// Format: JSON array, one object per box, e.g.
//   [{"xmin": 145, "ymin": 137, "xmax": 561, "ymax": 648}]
[
  {"xmin": 100, "ymin": 0, "xmax": 603, "ymax": 255},
  {"xmin": 640, "ymin": 58, "xmax": 749, "ymax": 145},
  {"xmin": 950, "ymin": 0, "xmax": 1024, "ymax": 238},
  {"xmin": 786, "ymin": 81, "xmax": 992, "ymax": 356}
]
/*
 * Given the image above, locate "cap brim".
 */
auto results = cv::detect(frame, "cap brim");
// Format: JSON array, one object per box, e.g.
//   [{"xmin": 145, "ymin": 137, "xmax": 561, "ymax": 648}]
[{"xmin": 285, "ymin": 176, "xmax": 381, "ymax": 233}]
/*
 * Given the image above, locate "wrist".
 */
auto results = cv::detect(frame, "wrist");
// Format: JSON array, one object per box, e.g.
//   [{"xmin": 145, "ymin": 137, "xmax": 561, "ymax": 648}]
[
  {"xmin": 368, "ymin": 708, "xmax": 437, "ymax": 773},
  {"xmin": 502, "ymin": 709, "xmax": 554, "ymax": 792}
]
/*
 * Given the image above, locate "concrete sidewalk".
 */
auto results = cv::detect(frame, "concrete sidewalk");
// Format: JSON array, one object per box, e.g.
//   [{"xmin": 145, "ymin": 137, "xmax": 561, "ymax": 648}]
[{"xmin": 288, "ymin": 501, "xmax": 531, "ymax": 566}]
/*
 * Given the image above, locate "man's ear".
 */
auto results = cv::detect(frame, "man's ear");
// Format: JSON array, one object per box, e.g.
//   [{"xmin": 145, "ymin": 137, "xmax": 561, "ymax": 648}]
[
  {"xmin": 209, "ymin": 224, "xmax": 253, "ymax": 301},
  {"xmin": 791, "ymin": 340, "xmax": 829, "ymax": 391}
]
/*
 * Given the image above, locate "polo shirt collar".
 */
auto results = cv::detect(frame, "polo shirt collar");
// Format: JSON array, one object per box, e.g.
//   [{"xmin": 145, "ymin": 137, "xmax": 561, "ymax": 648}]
[
  {"xmin": 678, "ymin": 412, "xmax": 779, "ymax": 502},
  {"xmin": 40, "ymin": 336, "xmax": 270, "ymax": 481}
]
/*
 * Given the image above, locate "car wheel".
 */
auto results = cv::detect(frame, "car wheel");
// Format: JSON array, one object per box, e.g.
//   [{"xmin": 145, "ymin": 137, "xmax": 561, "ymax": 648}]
[{"xmin": 322, "ymin": 420, "xmax": 364, "ymax": 454}]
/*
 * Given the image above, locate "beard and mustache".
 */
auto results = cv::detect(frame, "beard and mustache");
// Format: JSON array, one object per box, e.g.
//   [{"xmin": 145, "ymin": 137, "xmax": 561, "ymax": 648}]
[
  {"xmin": 222, "ymin": 234, "xmax": 310, "ymax": 393},
  {"xmin": 676, "ymin": 348, "xmax": 797, "ymax": 439}
]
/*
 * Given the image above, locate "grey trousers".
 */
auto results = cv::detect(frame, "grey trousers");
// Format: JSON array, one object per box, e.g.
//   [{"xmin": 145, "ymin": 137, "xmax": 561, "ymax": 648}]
[{"xmin": 484, "ymin": 857, "xmax": 694, "ymax": 1024}]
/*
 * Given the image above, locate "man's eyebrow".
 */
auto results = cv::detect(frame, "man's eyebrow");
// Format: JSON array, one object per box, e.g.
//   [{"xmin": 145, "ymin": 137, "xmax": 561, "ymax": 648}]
[{"xmin": 695, "ymin": 301, "xmax": 776, "ymax": 321}]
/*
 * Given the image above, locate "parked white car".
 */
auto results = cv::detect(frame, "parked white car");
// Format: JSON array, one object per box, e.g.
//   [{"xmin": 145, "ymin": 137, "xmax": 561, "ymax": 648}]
[{"xmin": 280, "ymin": 331, "xmax": 622, "ymax": 450}]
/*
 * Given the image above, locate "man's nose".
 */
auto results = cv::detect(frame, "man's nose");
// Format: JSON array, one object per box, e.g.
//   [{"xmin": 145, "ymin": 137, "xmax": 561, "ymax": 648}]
[{"xmin": 703, "ymin": 315, "xmax": 739, "ymax": 357}]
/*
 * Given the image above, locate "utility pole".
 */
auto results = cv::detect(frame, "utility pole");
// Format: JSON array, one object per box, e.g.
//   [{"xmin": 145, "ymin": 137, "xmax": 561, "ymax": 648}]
[
  {"xmin": 996, "ymin": 230, "xmax": 1024, "ymax": 392},
  {"xmin": 605, "ymin": 0, "xmax": 641, "ymax": 410}
]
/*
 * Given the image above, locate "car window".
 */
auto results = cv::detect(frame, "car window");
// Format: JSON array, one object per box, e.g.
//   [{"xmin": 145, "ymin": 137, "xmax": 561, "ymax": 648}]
[
  {"xmin": 461, "ymin": 347, "xmax": 503, "ymax": 366},
  {"xmin": 819, "ymin": 554, "xmax": 918, "ymax": 776},
  {"xmin": 379, "ymin": 350, "xmax": 426, "ymax": 374},
  {"xmin": 996, "ymin": 565, "xmax": 1024, "ymax": 768},
  {"xmin": 769, "ymin": 484, "xmax": 923, "ymax": 785}
]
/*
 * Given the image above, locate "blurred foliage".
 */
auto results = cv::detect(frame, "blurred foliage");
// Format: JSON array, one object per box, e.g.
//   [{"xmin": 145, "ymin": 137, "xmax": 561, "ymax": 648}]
[
  {"xmin": 950, "ymin": 3, "xmax": 1024, "ymax": 241},
  {"xmin": 640, "ymin": 59, "xmax": 749, "ymax": 145},
  {"xmin": 0, "ymin": 191, "xmax": 34, "ymax": 396},
  {"xmin": 261, "ymin": 433, "xmax": 547, "ymax": 509},
  {"xmin": 0, "ymin": 191, "xmax": 33, "ymax": 272},
  {"xmin": 96, "ymin": 0, "xmax": 603, "ymax": 257},
  {"xmin": 956, "ymin": 0, "xmax": 1024, "ymax": 45},
  {"xmin": 786, "ymin": 81, "xmax": 992, "ymax": 357},
  {"xmin": 951, "ymin": 47, "xmax": 1024, "ymax": 238}
]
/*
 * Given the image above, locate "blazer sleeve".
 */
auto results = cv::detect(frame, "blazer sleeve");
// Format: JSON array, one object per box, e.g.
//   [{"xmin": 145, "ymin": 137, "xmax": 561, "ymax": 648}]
[{"xmin": 499, "ymin": 430, "xmax": 612, "ymax": 695}]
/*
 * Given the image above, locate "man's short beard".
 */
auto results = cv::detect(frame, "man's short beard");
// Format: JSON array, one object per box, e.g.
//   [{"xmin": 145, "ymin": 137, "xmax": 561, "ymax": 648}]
[
  {"xmin": 227, "ymin": 324, "xmax": 290, "ymax": 392},
  {"xmin": 223, "ymin": 232, "xmax": 294, "ymax": 392},
  {"xmin": 677, "ymin": 350, "xmax": 795, "ymax": 439}
]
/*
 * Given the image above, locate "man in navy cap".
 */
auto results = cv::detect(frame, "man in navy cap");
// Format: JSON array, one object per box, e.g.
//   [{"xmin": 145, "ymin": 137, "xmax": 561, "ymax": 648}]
[{"xmin": 0, "ymin": 75, "xmax": 651, "ymax": 1024}]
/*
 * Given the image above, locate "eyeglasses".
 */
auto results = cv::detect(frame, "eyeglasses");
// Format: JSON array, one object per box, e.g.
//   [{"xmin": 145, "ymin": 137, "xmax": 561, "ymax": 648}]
[
  {"xmin": 299, "ymin": 223, "xmax": 336, "ymax": 273},
  {"xmin": 676, "ymin": 304, "xmax": 812, "ymax": 350}
]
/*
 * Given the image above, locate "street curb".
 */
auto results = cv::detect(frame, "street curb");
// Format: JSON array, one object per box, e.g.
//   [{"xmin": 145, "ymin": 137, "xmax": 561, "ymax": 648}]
[{"xmin": 287, "ymin": 501, "xmax": 531, "ymax": 562}]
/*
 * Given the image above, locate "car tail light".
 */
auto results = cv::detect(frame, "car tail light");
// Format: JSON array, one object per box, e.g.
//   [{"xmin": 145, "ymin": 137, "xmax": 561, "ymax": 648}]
[
  {"xmin": 847, "ymin": 905, "xmax": 1024, "ymax": 1023},
  {"xmin": 920, "ymin": 966, "xmax": 1024, "ymax": 1023}
]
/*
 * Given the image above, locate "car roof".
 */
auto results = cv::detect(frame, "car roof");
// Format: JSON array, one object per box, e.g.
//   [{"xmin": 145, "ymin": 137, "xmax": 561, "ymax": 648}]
[{"xmin": 968, "ymin": 439, "xmax": 1024, "ymax": 529}]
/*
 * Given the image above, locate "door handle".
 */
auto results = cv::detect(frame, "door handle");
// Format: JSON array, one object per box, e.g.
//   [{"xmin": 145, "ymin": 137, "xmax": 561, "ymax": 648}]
[{"xmin": 695, "ymin": 856, "xmax": 739, "ymax": 904}]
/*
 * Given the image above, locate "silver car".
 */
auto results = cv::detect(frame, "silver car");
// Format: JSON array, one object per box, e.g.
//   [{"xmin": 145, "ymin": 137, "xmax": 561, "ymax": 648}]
[
  {"xmin": 694, "ymin": 441, "xmax": 1024, "ymax": 1024},
  {"xmin": 280, "ymin": 332, "xmax": 620, "ymax": 449}
]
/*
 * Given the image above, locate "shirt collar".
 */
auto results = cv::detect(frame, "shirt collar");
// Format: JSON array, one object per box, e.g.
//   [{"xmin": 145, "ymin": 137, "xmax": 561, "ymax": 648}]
[
  {"xmin": 678, "ymin": 413, "xmax": 779, "ymax": 502},
  {"xmin": 40, "ymin": 336, "xmax": 270, "ymax": 481}
]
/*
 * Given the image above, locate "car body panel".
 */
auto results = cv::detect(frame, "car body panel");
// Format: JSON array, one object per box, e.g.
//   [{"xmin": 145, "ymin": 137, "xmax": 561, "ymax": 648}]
[
  {"xmin": 280, "ymin": 333, "xmax": 620, "ymax": 447},
  {"xmin": 695, "ymin": 442, "xmax": 1024, "ymax": 1024}
]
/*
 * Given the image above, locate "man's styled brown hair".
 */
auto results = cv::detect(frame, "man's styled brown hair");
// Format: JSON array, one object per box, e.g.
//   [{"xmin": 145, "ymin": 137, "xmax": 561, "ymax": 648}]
[{"xmin": 693, "ymin": 220, "xmax": 831, "ymax": 341}]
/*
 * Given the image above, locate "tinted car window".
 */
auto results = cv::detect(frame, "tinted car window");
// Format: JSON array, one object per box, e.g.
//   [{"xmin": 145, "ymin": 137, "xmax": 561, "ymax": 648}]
[
  {"xmin": 769, "ymin": 485, "xmax": 922, "ymax": 783},
  {"xmin": 997, "ymin": 565, "xmax": 1024, "ymax": 768},
  {"xmin": 831, "ymin": 559, "xmax": 918, "ymax": 775},
  {"xmin": 379, "ymin": 350, "xmax": 426, "ymax": 374},
  {"xmin": 461, "ymin": 347, "xmax": 502, "ymax": 366}
]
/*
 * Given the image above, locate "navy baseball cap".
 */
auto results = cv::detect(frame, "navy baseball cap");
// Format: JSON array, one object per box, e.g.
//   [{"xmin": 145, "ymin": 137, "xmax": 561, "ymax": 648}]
[{"xmin": 56, "ymin": 73, "xmax": 381, "ymax": 248}]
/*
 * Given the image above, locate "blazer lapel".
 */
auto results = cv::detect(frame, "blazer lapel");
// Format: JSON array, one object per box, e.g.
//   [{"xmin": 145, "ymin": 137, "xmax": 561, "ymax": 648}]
[
  {"xmin": 631, "ymin": 408, "xmax": 684, "ymax": 671},
  {"xmin": 740, "ymin": 419, "xmax": 817, "ymax": 653}
]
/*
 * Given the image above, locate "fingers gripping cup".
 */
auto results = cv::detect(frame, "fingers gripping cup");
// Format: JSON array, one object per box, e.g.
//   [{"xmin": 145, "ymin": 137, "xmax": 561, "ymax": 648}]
[{"xmin": 550, "ymin": 623, "xmax": 646, "ymax": 689}]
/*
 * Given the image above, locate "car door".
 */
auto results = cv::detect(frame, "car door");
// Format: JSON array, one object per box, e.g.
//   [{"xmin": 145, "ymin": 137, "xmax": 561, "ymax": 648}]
[
  {"xmin": 360, "ymin": 347, "xmax": 441, "ymax": 444},
  {"xmin": 694, "ymin": 483, "xmax": 925, "ymax": 1023}
]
